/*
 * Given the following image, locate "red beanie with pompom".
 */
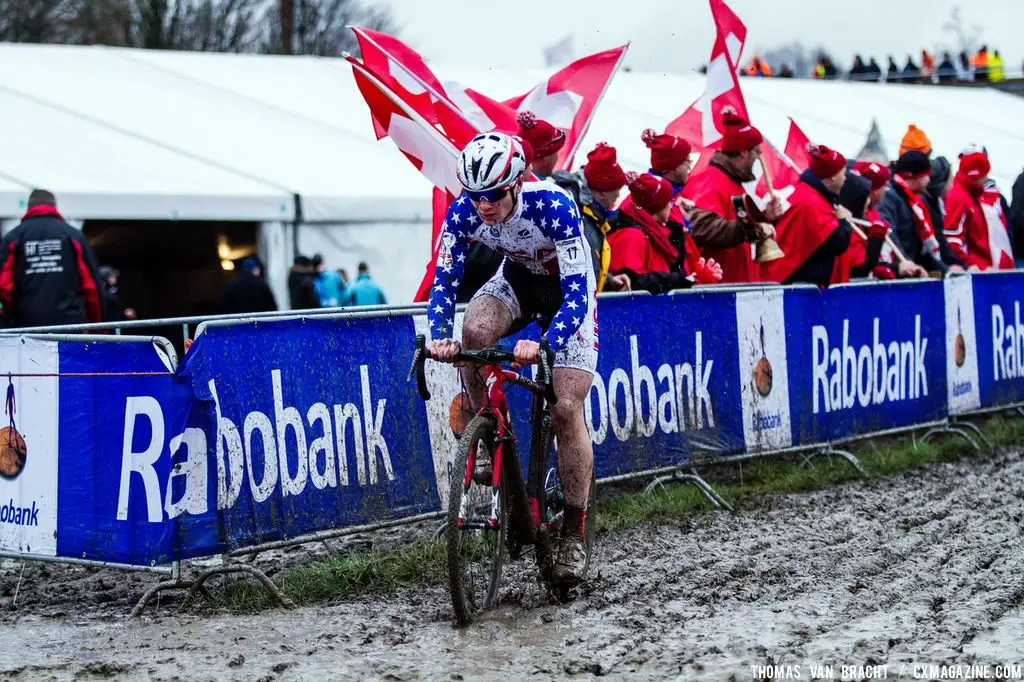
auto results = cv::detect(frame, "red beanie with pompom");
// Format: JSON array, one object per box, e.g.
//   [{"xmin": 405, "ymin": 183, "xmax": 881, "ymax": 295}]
[
  {"xmin": 583, "ymin": 142, "xmax": 628, "ymax": 192},
  {"xmin": 719, "ymin": 105, "xmax": 763, "ymax": 153},
  {"xmin": 516, "ymin": 111, "xmax": 565, "ymax": 158},
  {"xmin": 641, "ymin": 128, "xmax": 692, "ymax": 174},
  {"xmin": 806, "ymin": 143, "xmax": 847, "ymax": 179},
  {"xmin": 626, "ymin": 171, "xmax": 673, "ymax": 215}
]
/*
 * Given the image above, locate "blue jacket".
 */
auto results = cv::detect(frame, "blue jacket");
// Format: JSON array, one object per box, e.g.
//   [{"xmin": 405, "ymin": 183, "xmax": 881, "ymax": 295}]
[
  {"xmin": 318, "ymin": 270, "xmax": 345, "ymax": 308},
  {"xmin": 344, "ymin": 273, "xmax": 387, "ymax": 306}
]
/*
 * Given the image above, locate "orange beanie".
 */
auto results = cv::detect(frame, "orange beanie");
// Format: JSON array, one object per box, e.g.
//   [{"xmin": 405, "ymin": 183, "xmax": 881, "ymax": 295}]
[{"xmin": 899, "ymin": 124, "xmax": 932, "ymax": 156}]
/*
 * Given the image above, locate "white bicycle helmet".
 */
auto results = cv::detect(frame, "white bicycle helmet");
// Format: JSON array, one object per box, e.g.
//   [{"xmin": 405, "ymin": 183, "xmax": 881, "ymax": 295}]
[{"xmin": 456, "ymin": 132, "xmax": 527, "ymax": 193}]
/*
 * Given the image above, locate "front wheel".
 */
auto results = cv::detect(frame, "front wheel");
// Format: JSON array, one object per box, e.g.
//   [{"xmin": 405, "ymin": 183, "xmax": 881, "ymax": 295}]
[{"xmin": 446, "ymin": 415, "xmax": 506, "ymax": 626}]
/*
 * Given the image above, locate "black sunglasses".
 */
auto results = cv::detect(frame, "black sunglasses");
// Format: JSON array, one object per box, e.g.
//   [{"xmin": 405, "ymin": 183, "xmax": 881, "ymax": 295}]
[{"xmin": 466, "ymin": 186, "xmax": 513, "ymax": 203}]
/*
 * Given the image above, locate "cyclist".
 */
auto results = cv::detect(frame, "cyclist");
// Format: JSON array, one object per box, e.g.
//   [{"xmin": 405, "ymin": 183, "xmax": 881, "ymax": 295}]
[{"xmin": 427, "ymin": 132, "xmax": 597, "ymax": 586}]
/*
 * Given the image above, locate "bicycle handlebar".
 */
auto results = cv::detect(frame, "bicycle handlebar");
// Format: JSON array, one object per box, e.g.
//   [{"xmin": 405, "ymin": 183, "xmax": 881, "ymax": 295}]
[{"xmin": 408, "ymin": 334, "xmax": 558, "ymax": 404}]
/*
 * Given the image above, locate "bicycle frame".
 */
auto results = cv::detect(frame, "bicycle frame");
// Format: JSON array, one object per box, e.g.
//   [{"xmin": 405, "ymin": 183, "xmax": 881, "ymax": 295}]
[{"xmin": 458, "ymin": 364, "xmax": 558, "ymax": 554}]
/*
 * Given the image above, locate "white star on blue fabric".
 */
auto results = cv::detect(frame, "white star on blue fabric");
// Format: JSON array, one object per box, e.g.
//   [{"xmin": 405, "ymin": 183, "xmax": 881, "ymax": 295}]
[
  {"xmin": 457, "ymin": 253, "xmax": 466, "ymax": 262},
  {"xmin": 551, "ymin": 198, "xmax": 562, "ymax": 209},
  {"xmin": 555, "ymin": 321, "xmax": 566, "ymax": 330},
  {"xmin": 468, "ymin": 214, "xmax": 479, "ymax": 226},
  {"xmin": 573, "ymin": 317, "xmax": 582, "ymax": 326},
  {"xmin": 451, "ymin": 212, "xmax": 461, "ymax": 224},
  {"xmin": 433, "ymin": 305, "xmax": 444, "ymax": 313},
  {"xmin": 456, "ymin": 195, "xmax": 467, "ymax": 205},
  {"xmin": 569, "ymin": 281, "xmax": 581, "ymax": 291},
  {"xmin": 567, "ymin": 300, "xmax": 578, "ymax": 310},
  {"xmin": 535, "ymin": 199, "xmax": 545, "ymax": 210},
  {"xmin": 552, "ymin": 218, "xmax": 560, "ymax": 229}
]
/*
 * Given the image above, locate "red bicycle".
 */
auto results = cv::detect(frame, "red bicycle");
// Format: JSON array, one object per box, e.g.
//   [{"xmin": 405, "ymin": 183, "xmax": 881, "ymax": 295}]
[{"xmin": 410, "ymin": 334, "xmax": 595, "ymax": 626}]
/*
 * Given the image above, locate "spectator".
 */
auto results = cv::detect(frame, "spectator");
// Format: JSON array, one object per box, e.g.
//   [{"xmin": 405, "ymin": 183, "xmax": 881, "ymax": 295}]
[
  {"xmin": 682, "ymin": 106, "xmax": 782, "ymax": 283},
  {"xmin": 0, "ymin": 189, "xmax": 104, "ymax": 328},
  {"xmin": 972, "ymin": 46, "xmax": 990, "ymax": 82},
  {"xmin": 878, "ymin": 151, "xmax": 964, "ymax": 275},
  {"xmin": 312, "ymin": 253, "xmax": 344, "ymax": 308},
  {"xmin": 777, "ymin": 63, "xmax": 795, "ymax": 79},
  {"xmin": 898, "ymin": 124, "xmax": 932, "ymax": 157},
  {"xmin": 99, "ymin": 266, "xmax": 137, "ymax": 321},
  {"xmin": 745, "ymin": 55, "xmax": 772, "ymax": 77},
  {"xmin": 1010, "ymin": 168, "xmax": 1024, "ymax": 264},
  {"xmin": 849, "ymin": 55, "xmax": 868, "ymax": 81},
  {"xmin": 866, "ymin": 57, "xmax": 883, "ymax": 82},
  {"xmin": 761, "ymin": 144, "xmax": 853, "ymax": 287},
  {"xmin": 219, "ymin": 256, "xmax": 278, "ymax": 314},
  {"xmin": 288, "ymin": 255, "xmax": 321, "ymax": 310},
  {"xmin": 851, "ymin": 161, "xmax": 929, "ymax": 279},
  {"xmin": 921, "ymin": 49, "xmax": 936, "ymax": 81},
  {"xmin": 822, "ymin": 56, "xmax": 839, "ymax": 79},
  {"xmin": 551, "ymin": 142, "xmax": 630, "ymax": 292},
  {"xmin": 902, "ymin": 55, "xmax": 922, "ymax": 83},
  {"xmin": 608, "ymin": 173, "xmax": 719, "ymax": 293},
  {"xmin": 516, "ymin": 110, "xmax": 565, "ymax": 179},
  {"xmin": 622, "ymin": 129, "xmax": 714, "ymax": 283},
  {"xmin": 835, "ymin": 173, "xmax": 886, "ymax": 280},
  {"xmin": 925, "ymin": 156, "xmax": 953, "ymax": 240},
  {"xmin": 886, "ymin": 56, "xmax": 902, "ymax": 82},
  {"xmin": 989, "ymin": 49, "xmax": 1006, "ymax": 83},
  {"xmin": 641, "ymin": 128, "xmax": 694, "ymax": 194},
  {"xmin": 958, "ymin": 51, "xmax": 973, "ymax": 81},
  {"xmin": 343, "ymin": 262, "xmax": 387, "ymax": 306},
  {"xmin": 945, "ymin": 147, "xmax": 1014, "ymax": 270},
  {"xmin": 936, "ymin": 52, "xmax": 957, "ymax": 83}
]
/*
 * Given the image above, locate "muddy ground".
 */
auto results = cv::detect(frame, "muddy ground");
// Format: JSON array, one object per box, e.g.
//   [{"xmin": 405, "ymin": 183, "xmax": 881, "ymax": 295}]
[{"xmin": 1, "ymin": 449, "xmax": 1023, "ymax": 682}]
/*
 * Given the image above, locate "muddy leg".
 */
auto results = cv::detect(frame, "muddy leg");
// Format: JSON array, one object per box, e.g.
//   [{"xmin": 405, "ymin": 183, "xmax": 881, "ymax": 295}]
[{"xmin": 551, "ymin": 368, "xmax": 595, "ymax": 510}]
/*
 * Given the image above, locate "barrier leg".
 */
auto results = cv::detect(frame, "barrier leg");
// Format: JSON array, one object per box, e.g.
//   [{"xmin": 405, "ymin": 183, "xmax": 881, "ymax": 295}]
[
  {"xmin": 951, "ymin": 419, "xmax": 993, "ymax": 449},
  {"xmin": 181, "ymin": 565, "xmax": 296, "ymax": 612},
  {"xmin": 643, "ymin": 468, "xmax": 734, "ymax": 512},
  {"xmin": 921, "ymin": 426, "xmax": 979, "ymax": 452},
  {"xmin": 800, "ymin": 448, "xmax": 867, "ymax": 477},
  {"xmin": 130, "ymin": 578, "xmax": 194, "ymax": 618}
]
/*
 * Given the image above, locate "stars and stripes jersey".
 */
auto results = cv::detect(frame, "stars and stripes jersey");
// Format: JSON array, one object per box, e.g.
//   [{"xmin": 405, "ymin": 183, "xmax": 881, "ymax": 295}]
[{"xmin": 428, "ymin": 181, "xmax": 595, "ymax": 352}]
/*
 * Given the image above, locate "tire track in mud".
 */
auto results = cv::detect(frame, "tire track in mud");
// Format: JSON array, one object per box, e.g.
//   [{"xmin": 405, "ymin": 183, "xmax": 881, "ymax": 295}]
[{"xmin": 1, "ymin": 451, "xmax": 1023, "ymax": 681}]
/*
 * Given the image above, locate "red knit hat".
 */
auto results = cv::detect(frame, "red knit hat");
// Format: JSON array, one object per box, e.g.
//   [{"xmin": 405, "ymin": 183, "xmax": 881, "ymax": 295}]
[
  {"xmin": 719, "ymin": 106, "xmax": 763, "ymax": 153},
  {"xmin": 583, "ymin": 142, "xmax": 627, "ymax": 192},
  {"xmin": 626, "ymin": 171, "xmax": 673, "ymax": 214},
  {"xmin": 958, "ymin": 149, "xmax": 991, "ymax": 181},
  {"xmin": 852, "ymin": 160, "xmax": 891, "ymax": 191},
  {"xmin": 641, "ymin": 128, "xmax": 692, "ymax": 174},
  {"xmin": 516, "ymin": 111, "xmax": 565, "ymax": 158},
  {"xmin": 807, "ymin": 143, "xmax": 847, "ymax": 179}
]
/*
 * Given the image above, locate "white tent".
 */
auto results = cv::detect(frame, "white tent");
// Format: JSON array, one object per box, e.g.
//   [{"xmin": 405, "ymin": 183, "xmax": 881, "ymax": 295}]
[{"xmin": 1, "ymin": 43, "xmax": 1023, "ymax": 304}]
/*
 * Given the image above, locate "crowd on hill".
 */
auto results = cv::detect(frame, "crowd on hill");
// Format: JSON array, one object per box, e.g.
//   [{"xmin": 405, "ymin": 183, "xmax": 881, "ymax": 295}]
[{"xmin": 744, "ymin": 46, "xmax": 1013, "ymax": 84}]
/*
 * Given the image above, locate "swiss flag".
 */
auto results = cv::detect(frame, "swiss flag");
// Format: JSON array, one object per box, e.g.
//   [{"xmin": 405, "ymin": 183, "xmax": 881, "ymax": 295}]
[
  {"xmin": 504, "ymin": 45, "xmax": 629, "ymax": 169},
  {"xmin": 348, "ymin": 56, "xmax": 461, "ymax": 196},
  {"xmin": 666, "ymin": 0, "xmax": 747, "ymax": 155},
  {"xmin": 747, "ymin": 119, "xmax": 808, "ymax": 211},
  {"xmin": 352, "ymin": 27, "xmax": 450, "ymax": 133}
]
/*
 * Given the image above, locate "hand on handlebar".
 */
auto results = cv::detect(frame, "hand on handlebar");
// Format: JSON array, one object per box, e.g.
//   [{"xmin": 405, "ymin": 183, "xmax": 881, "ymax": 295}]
[
  {"xmin": 513, "ymin": 340, "xmax": 541, "ymax": 367},
  {"xmin": 428, "ymin": 339, "xmax": 462, "ymax": 364}
]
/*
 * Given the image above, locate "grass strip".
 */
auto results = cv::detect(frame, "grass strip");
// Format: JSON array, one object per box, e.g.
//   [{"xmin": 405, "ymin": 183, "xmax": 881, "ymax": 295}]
[{"xmin": 217, "ymin": 415, "xmax": 1024, "ymax": 612}]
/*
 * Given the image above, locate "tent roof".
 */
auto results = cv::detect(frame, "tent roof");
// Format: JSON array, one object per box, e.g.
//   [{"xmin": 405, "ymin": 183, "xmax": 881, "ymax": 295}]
[{"xmin": 1, "ymin": 43, "xmax": 1022, "ymax": 222}]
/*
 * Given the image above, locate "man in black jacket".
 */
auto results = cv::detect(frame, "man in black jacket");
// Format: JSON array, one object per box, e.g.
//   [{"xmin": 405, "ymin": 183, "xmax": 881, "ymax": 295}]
[
  {"xmin": 0, "ymin": 189, "xmax": 105, "ymax": 328},
  {"xmin": 219, "ymin": 257, "xmax": 278, "ymax": 314},
  {"xmin": 877, "ymin": 152, "xmax": 964, "ymax": 275},
  {"xmin": 288, "ymin": 255, "xmax": 321, "ymax": 310}
]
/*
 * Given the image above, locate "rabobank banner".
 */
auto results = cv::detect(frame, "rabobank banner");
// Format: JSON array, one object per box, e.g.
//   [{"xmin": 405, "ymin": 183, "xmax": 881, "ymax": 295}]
[
  {"xmin": 0, "ymin": 335, "xmax": 185, "ymax": 566},
  {"xmin": 785, "ymin": 281, "xmax": 947, "ymax": 443},
  {"xmin": 971, "ymin": 271, "xmax": 1024, "ymax": 409},
  {"xmin": 6, "ymin": 273, "xmax": 1023, "ymax": 568}
]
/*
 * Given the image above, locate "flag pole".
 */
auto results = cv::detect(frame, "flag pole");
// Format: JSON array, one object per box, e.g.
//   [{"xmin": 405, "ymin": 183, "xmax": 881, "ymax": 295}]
[{"xmin": 560, "ymin": 43, "xmax": 631, "ymax": 169}]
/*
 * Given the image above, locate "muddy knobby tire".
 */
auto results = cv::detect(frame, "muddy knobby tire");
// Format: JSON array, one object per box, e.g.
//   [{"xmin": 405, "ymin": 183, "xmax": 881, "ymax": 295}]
[{"xmin": 446, "ymin": 415, "xmax": 507, "ymax": 627}]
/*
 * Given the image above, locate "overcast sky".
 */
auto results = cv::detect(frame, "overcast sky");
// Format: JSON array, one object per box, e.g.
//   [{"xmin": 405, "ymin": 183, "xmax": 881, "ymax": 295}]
[{"xmin": 378, "ymin": 0, "xmax": 1022, "ymax": 76}]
